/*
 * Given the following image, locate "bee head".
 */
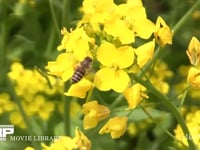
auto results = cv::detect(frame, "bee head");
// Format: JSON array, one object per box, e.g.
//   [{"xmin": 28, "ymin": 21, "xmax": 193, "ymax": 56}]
[{"xmin": 85, "ymin": 56, "xmax": 92, "ymax": 62}]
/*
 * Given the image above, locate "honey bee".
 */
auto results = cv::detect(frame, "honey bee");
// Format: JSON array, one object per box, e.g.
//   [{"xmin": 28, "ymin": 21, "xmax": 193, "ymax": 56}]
[{"xmin": 71, "ymin": 56, "xmax": 92, "ymax": 84}]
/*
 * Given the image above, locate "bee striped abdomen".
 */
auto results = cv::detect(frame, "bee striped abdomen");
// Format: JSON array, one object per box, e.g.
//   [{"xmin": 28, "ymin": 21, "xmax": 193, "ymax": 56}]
[
  {"xmin": 71, "ymin": 56, "xmax": 92, "ymax": 84},
  {"xmin": 71, "ymin": 67, "xmax": 85, "ymax": 84}
]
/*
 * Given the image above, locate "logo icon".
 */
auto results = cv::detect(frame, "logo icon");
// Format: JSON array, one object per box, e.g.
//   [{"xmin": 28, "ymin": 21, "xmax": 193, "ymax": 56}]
[{"xmin": 0, "ymin": 125, "xmax": 14, "ymax": 141}]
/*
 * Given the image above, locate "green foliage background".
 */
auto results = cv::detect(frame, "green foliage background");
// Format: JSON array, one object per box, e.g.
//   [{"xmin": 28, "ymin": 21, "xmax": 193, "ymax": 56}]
[{"xmin": 0, "ymin": 0, "xmax": 200, "ymax": 150}]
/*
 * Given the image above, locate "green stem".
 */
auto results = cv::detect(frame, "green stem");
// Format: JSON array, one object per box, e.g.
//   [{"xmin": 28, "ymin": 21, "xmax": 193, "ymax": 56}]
[
  {"xmin": 62, "ymin": 0, "xmax": 71, "ymax": 27},
  {"xmin": 63, "ymin": 97, "xmax": 71, "ymax": 136},
  {"xmin": 133, "ymin": 74, "xmax": 196, "ymax": 150},
  {"xmin": 172, "ymin": 0, "xmax": 200, "ymax": 34},
  {"xmin": 110, "ymin": 94, "xmax": 123, "ymax": 109},
  {"xmin": 48, "ymin": 0, "xmax": 61, "ymax": 38},
  {"xmin": 85, "ymin": 88, "xmax": 94, "ymax": 103},
  {"xmin": 63, "ymin": 84, "xmax": 71, "ymax": 136},
  {"xmin": 7, "ymin": 78, "xmax": 41, "ymax": 150},
  {"xmin": 35, "ymin": 67, "xmax": 53, "ymax": 89},
  {"xmin": 178, "ymin": 87, "xmax": 189, "ymax": 110},
  {"xmin": 44, "ymin": 26, "xmax": 56, "ymax": 59},
  {"xmin": 0, "ymin": 1, "xmax": 8, "ymax": 85}
]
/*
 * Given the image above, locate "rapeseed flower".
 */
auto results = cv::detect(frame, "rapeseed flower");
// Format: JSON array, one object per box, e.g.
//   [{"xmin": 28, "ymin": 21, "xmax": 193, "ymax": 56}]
[
  {"xmin": 148, "ymin": 60, "xmax": 173, "ymax": 94},
  {"xmin": 154, "ymin": 16, "xmax": 172, "ymax": 47},
  {"xmin": 27, "ymin": 95, "xmax": 55, "ymax": 120},
  {"xmin": 8, "ymin": 62, "xmax": 63, "ymax": 128},
  {"xmin": 187, "ymin": 67, "xmax": 200, "ymax": 88},
  {"xmin": 115, "ymin": 0, "xmax": 155, "ymax": 39},
  {"xmin": 57, "ymin": 27, "xmax": 94, "ymax": 60},
  {"xmin": 94, "ymin": 42, "xmax": 134, "ymax": 92},
  {"xmin": 186, "ymin": 36, "xmax": 200, "ymax": 66},
  {"xmin": 82, "ymin": 100, "xmax": 110, "ymax": 129},
  {"xmin": 174, "ymin": 109, "xmax": 200, "ymax": 148},
  {"xmin": 41, "ymin": 136, "xmax": 76, "ymax": 150},
  {"xmin": 10, "ymin": 111, "xmax": 26, "ymax": 128},
  {"xmin": 99, "ymin": 116, "xmax": 128, "ymax": 138},
  {"xmin": 124, "ymin": 83, "xmax": 148, "ymax": 109},
  {"xmin": 135, "ymin": 40, "xmax": 155, "ymax": 68},
  {"xmin": 74, "ymin": 128, "xmax": 91, "ymax": 150},
  {"xmin": 46, "ymin": 53, "xmax": 77, "ymax": 82},
  {"xmin": 0, "ymin": 93, "xmax": 15, "ymax": 114},
  {"xmin": 40, "ymin": 128, "xmax": 91, "ymax": 150},
  {"xmin": 44, "ymin": 0, "xmax": 174, "ymax": 145},
  {"xmin": 65, "ymin": 78, "xmax": 93, "ymax": 98}
]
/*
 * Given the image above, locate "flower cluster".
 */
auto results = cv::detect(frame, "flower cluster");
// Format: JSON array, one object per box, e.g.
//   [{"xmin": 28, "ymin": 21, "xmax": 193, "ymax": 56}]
[
  {"xmin": 173, "ymin": 36, "xmax": 200, "ymax": 148},
  {"xmin": 82, "ymin": 100, "xmax": 127, "ymax": 139},
  {"xmin": 25, "ymin": 128, "xmax": 91, "ymax": 150},
  {"xmin": 174, "ymin": 107, "xmax": 200, "ymax": 148},
  {"xmin": 6, "ymin": 62, "xmax": 64, "ymax": 128},
  {"xmin": 46, "ymin": 0, "xmax": 172, "ymax": 139},
  {"xmin": 46, "ymin": 0, "xmax": 172, "ymax": 97}
]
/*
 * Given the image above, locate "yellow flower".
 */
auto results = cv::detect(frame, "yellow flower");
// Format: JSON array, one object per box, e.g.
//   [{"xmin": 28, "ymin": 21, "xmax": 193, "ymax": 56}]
[
  {"xmin": 10, "ymin": 111, "xmax": 26, "ymax": 128},
  {"xmin": 82, "ymin": 100, "xmax": 110, "ymax": 129},
  {"xmin": 154, "ymin": 16, "xmax": 172, "ymax": 47},
  {"xmin": 104, "ymin": 19, "xmax": 135, "ymax": 44},
  {"xmin": 174, "ymin": 110, "xmax": 200, "ymax": 148},
  {"xmin": 192, "ymin": 10, "xmax": 200, "ymax": 20},
  {"xmin": 94, "ymin": 42, "xmax": 134, "ymax": 92},
  {"xmin": 57, "ymin": 27, "xmax": 94, "ymax": 60},
  {"xmin": 118, "ymin": 0, "xmax": 155, "ymax": 39},
  {"xmin": 187, "ymin": 67, "xmax": 200, "ymax": 88},
  {"xmin": 74, "ymin": 128, "xmax": 91, "ymax": 150},
  {"xmin": 41, "ymin": 128, "xmax": 91, "ymax": 150},
  {"xmin": 99, "ymin": 116, "xmax": 128, "ymax": 138},
  {"xmin": 24, "ymin": 147, "xmax": 35, "ymax": 150},
  {"xmin": 135, "ymin": 40, "xmax": 155, "ymax": 68},
  {"xmin": 65, "ymin": 78, "xmax": 93, "ymax": 98},
  {"xmin": 186, "ymin": 36, "xmax": 200, "ymax": 66},
  {"xmin": 82, "ymin": 0, "xmax": 115, "ymax": 15},
  {"xmin": 41, "ymin": 136, "xmax": 76, "ymax": 150},
  {"xmin": 0, "ymin": 93, "xmax": 15, "ymax": 114},
  {"xmin": 8, "ymin": 62, "xmax": 62, "ymax": 101},
  {"xmin": 46, "ymin": 53, "xmax": 77, "ymax": 81},
  {"xmin": 28, "ymin": 95, "xmax": 55, "ymax": 120},
  {"xmin": 124, "ymin": 83, "xmax": 148, "ymax": 109},
  {"xmin": 7, "ymin": 62, "xmax": 24, "ymax": 80},
  {"xmin": 148, "ymin": 60, "xmax": 173, "ymax": 94}
]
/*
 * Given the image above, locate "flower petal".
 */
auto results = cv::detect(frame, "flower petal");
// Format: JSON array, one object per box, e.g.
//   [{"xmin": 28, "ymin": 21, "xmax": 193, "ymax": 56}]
[
  {"xmin": 94, "ymin": 68, "xmax": 114, "ymax": 91},
  {"xmin": 112, "ymin": 70, "xmax": 130, "ymax": 92},
  {"xmin": 154, "ymin": 16, "xmax": 173, "ymax": 47},
  {"xmin": 97, "ymin": 42, "xmax": 116, "ymax": 67},
  {"xmin": 187, "ymin": 67, "xmax": 200, "ymax": 88},
  {"xmin": 186, "ymin": 36, "xmax": 200, "ymax": 66},
  {"xmin": 99, "ymin": 117, "xmax": 128, "ymax": 139},
  {"xmin": 116, "ymin": 46, "xmax": 134, "ymax": 68},
  {"xmin": 65, "ymin": 79, "xmax": 93, "ymax": 98},
  {"xmin": 104, "ymin": 20, "xmax": 135, "ymax": 44},
  {"xmin": 45, "ymin": 53, "xmax": 76, "ymax": 81},
  {"xmin": 135, "ymin": 19, "xmax": 155, "ymax": 39},
  {"xmin": 135, "ymin": 40, "xmax": 155, "ymax": 68},
  {"xmin": 124, "ymin": 83, "xmax": 148, "ymax": 109}
]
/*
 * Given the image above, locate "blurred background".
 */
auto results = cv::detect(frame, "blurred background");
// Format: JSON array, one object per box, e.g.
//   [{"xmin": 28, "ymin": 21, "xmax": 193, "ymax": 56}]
[{"xmin": 0, "ymin": 0, "xmax": 200, "ymax": 150}]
